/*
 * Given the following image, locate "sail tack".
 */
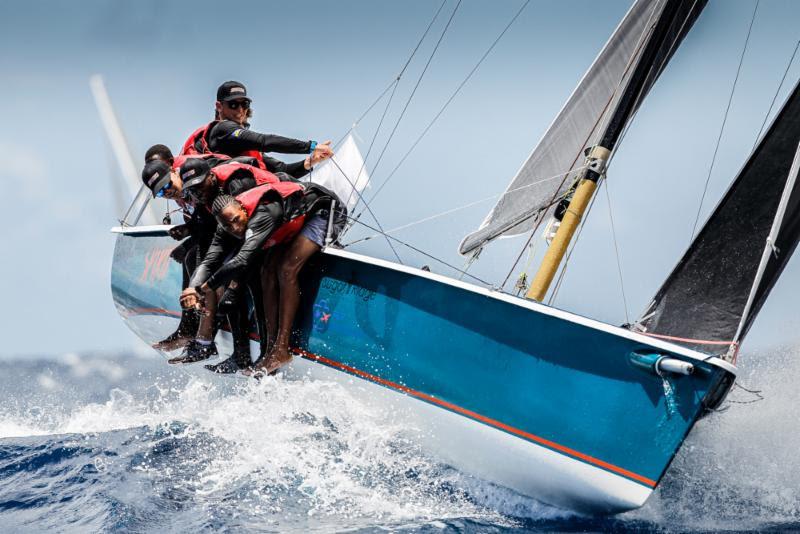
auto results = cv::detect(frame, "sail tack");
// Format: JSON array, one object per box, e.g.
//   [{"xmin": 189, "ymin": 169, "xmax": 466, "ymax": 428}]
[
  {"xmin": 459, "ymin": 0, "xmax": 707, "ymax": 256},
  {"xmin": 638, "ymin": 80, "xmax": 800, "ymax": 357}
]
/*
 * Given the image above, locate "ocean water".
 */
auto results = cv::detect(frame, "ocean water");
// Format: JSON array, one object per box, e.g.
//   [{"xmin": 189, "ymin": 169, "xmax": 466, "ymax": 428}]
[{"xmin": 0, "ymin": 348, "xmax": 798, "ymax": 533}]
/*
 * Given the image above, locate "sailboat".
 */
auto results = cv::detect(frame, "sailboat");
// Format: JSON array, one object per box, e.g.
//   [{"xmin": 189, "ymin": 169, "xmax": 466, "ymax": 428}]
[{"xmin": 107, "ymin": 0, "xmax": 800, "ymax": 513}]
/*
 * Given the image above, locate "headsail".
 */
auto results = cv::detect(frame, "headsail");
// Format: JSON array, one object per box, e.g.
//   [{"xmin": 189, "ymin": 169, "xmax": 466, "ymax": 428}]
[
  {"xmin": 459, "ymin": 0, "xmax": 707, "ymax": 256},
  {"xmin": 637, "ymin": 80, "xmax": 800, "ymax": 358}
]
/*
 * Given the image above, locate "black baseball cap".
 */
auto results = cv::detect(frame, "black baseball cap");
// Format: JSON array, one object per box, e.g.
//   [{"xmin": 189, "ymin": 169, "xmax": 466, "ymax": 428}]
[
  {"xmin": 180, "ymin": 158, "xmax": 212, "ymax": 194},
  {"xmin": 216, "ymin": 81, "xmax": 251, "ymax": 103},
  {"xmin": 141, "ymin": 160, "xmax": 172, "ymax": 198}
]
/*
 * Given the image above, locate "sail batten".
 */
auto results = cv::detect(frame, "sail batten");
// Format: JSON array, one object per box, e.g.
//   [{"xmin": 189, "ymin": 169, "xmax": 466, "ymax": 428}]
[
  {"xmin": 638, "ymin": 80, "xmax": 800, "ymax": 358},
  {"xmin": 459, "ymin": 0, "xmax": 707, "ymax": 256}
]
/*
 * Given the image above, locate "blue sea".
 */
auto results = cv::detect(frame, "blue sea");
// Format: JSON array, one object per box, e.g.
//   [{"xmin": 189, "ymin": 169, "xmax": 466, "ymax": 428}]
[{"xmin": 0, "ymin": 348, "xmax": 797, "ymax": 533}]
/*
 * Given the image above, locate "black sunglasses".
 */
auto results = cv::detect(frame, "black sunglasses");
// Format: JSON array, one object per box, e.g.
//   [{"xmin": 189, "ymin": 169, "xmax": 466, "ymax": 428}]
[{"xmin": 226, "ymin": 100, "xmax": 250, "ymax": 110}]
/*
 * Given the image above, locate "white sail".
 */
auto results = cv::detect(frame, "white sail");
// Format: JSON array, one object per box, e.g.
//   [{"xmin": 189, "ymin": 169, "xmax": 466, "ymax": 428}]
[
  {"xmin": 305, "ymin": 134, "xmax": 370, "ymax": 213},
  {"xmin": 90, "ymin": 74, "xmax": 161, "ymax": 225},
  {"xmin": 459, "ymin": 0, "xmax": 671, "ymax": 256}
]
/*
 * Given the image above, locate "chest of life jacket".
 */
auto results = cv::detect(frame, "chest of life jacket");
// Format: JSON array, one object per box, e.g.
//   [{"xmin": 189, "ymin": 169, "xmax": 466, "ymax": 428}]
[
  {"xmin": 211, "ymin": 162, "xmax": 281, "ymax": 190},
  {"xmin": 172, "ymin": 152, "xmax": 231, "ymax": 170},
  {"xmin": 180, "ymin": 121, "xmax": 267, "ymax": 169},
  {"xmin": 235, "ymin": 182, "xmax": 308, "ymax": 248}
]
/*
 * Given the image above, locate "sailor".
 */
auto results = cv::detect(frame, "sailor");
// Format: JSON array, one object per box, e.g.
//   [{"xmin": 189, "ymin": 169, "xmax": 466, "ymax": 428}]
[
  {"xmin": 142, "ymin": 145, "xmax": 250, "ymax": 358},
  {"xmin": 141, "ymin": 146, "xmax": 212, "ymax": 350},
  {"xmin": 179, "ymin": 158, "xmax": 285, "ymax": 204},
  {"xmin": 180, "ymin": 80, "xmax": 333, "ymax": 175},
  {"xmin": 244, "ymin": 185, "xmax": 346, "ymax": 377},
  {"xmin": 180, "ymin": 182, "xmax": 344, "ymax": 374}
]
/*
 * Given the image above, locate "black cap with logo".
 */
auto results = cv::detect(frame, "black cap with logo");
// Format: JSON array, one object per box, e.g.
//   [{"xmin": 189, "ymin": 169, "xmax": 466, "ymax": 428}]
[
  {"xmin": 216, "ymin": 81, "xmax": 251, "ymax": 103},
  {"xmin": 180, "ymin": 158, "xmax": 213, "ymax": 196},
  {"xmin": 141, "ymin": 160, "xmax": 172, "ymax": 198}
]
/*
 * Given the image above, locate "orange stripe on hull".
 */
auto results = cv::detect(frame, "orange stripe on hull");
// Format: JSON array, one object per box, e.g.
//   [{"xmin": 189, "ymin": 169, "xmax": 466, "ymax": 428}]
[{"xmin": 122, "ymin": 306, "xmax": 656, "ymax": 488}]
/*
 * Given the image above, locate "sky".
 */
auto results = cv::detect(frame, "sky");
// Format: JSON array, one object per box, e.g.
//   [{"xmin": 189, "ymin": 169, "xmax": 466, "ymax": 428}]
[{"xmin": 2, "ymin": 0, "xmax": 800, "ymax": 357}]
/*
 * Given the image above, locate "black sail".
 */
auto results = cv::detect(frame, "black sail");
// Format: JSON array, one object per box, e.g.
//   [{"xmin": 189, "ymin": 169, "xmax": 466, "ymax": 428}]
[{"xmin": 638, "ymin": 80, "xmax": 800, "ymax": 357}]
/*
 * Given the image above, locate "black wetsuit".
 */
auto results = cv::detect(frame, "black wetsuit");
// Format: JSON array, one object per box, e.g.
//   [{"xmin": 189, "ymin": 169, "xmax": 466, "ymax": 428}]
[
  {"xmin": 189, "ymin": 201, "xmax": 285, "ymax": 357},
  {"xmin": 190, "ymin": 202, "xmax": 283, "ymax": 291},
  {"xmin": 207, "ymin": 120, "xmax": 312, "ymax": 179}
]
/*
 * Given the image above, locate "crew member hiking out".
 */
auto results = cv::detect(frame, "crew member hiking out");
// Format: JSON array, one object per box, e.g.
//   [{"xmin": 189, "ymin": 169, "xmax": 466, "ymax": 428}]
[
  {"xmin": 167, "ymin": 158, "xmax": 286, "ymax": 368},
  {"xmin": 181, "ymin": 80, "xmax": 333, "ymax": 176},
  {"xmin": 179, "ymin": 182, "xmax": 345, "ymax": 375},
  {"xmin": 141, "ymin": 145, "xmax": 215, "ymax": 351}
]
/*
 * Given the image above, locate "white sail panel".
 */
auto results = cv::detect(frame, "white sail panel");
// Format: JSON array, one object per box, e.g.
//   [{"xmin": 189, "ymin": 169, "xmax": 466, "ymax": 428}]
[
  {"xmin": 305, "ymin": 134, "xmax": 370, "ymax": 213},
  {"xmin": 459, "ymin": 0, "xmax": 667, "ymax": 255}
]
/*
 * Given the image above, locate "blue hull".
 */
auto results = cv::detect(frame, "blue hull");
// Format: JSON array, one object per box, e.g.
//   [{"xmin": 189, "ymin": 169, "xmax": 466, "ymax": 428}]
[{"xmin": 111, "ymin": 228, "xmax": 735, "ymax": 513}]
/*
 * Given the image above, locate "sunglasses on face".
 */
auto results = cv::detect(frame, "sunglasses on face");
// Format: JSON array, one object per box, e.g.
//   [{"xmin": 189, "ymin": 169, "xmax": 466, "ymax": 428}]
[
  {"xmin": 226, "ymin": 100, "xmax": 250, "ymax": 110},
  {"xmin": 155, "ymin": 181, "xmax": 173, "ymax": 198}
]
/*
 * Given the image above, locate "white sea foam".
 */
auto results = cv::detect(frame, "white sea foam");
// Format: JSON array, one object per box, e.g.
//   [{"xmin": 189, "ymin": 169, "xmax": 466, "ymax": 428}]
[{"xmin": 631, "ymin": 345, "xmax": 800, "ymax": 529}]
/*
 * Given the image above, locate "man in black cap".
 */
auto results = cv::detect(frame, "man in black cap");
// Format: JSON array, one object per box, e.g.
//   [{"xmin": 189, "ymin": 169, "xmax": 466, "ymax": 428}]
[
  {"xmin": 180, "ymin": 80, "xmax": 333, "ymax": 175},
  {"xmin": 168, "ymin": 157, "xmax": 282, "ymax": 369},
  {"xmin": 141, "ymin": 149, "xmax": 218, "ymax": 351}
]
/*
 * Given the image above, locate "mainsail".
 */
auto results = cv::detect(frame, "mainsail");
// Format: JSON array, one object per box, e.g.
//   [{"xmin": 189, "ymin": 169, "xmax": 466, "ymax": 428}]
[
  {"xmin": 637, "ymin": 80, "xmax": 800, "ymax": 358},
  {"xmin": 459, "ymin": 0, "xmax": 707, "ymax": 256}
]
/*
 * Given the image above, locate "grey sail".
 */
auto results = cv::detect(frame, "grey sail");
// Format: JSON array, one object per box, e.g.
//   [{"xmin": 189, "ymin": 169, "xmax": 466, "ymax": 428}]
[
  {"xmin": 637, "ymin": 80, "xmax": 800, "ymax": 358},
  {"xmin": 459, "ymin": 0, "xmax": 707, "ymax": 256}
]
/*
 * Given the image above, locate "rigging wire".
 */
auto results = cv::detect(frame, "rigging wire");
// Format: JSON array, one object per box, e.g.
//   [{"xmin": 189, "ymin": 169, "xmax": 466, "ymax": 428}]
[
  {"xmin": 350, "ymin": 0, "xmax": 463, "ymax": 217},
  {"xmin": 342, "ymin": 0, "xmax": 450, "ymax": 210},
  {"xmin": 366, "ymin": 0, "xmax": 532, "ymax": 207},
  {"xmin": 603, "ymin": 181, "xmax": 630, "ymax": 323},
  {"xmin": 328, "ymin": 157, "xmax": 404, "ymax": 264},
  {"xmin": 497, "ymin": 0, "xmax": 660, "ymax": 293},
  {"xmin": 343, "ymin": 165, "xmax": 585, "ymax": 247},
  {"xmin": 342, "ymin": 216, "xmax": 493, "ymax": 287},
  {"xmin": 332, "ymin": 0, "xmax": 450, "ymax": 149},
  {"xmin": 689, "ymin": 0, "xmax": 760, "ymax": 241},
  {"xmin": 548, "ymin": 178, "xmax": 604, "ymax": 305},
  {"xmin": 751, "ymin": 38, "xmax": 800, "ymax": 152}
]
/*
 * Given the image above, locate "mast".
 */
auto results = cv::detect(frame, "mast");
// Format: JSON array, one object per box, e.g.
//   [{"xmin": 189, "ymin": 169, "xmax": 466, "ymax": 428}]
[{"xmin": 526, "ymin": 0, "xmax": 694, "ymax": 301}]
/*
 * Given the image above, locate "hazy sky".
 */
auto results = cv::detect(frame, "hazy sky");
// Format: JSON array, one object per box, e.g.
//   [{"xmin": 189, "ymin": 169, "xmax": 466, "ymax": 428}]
[{"xmin": 2, "ymin": 0, "xmax": 800, "ymax": 357}]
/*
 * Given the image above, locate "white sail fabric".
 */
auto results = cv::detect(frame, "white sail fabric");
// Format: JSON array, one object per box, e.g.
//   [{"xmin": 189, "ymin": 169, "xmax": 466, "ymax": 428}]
[
  {"xmin": 305, "ymin": 134, "xmax": 370, "ymax": 213},
  {"xmin": 459, "ymin": 0, "xmax": 667, "ymax": 255}
]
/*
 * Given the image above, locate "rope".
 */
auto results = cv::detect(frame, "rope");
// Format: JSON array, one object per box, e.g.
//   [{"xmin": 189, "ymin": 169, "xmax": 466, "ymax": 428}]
[
  {"xmin": 351, "ymin": 0, "xmax": 463, "ymax": 217},
  {"xmin": 638, "ymin": 331, "xmax": 737, "ymax": 346},
  {"xmin": 366, "ymin": 0, "xmax": 532, "ymax": 206},
  {"xmin": 333, "ymin": 0, "xmax": 450, "ymax": 148},
  {"xmin": 690, "ymin": 0, "xmax": 760, "ymax": 241},
  {"xmin": 751, "ymin": 38, "xmax": 800, "ymax": 152},
  {"xmin": 726, "ymin": 381, "xmax": 764, "ymax": 404}
]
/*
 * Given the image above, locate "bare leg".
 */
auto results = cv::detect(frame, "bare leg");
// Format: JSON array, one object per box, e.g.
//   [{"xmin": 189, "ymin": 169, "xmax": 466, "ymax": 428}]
[
  {"xmin": 196, "ymin": 287, "xmax": 222, "ymax": 341},
  {"xmin": 246, "ymin": 236, "xmax": 320, "ymax": 375},
  {"xmin": 260, "ymin": 247, "xmax": 285, "ymax": 356}
]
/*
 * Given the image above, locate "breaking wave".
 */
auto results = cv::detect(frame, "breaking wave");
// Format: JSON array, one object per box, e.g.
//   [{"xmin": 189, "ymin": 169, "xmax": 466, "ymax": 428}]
[{"xmin": 0, "ymin": 346, "xmax": 797, "ymax": 532}]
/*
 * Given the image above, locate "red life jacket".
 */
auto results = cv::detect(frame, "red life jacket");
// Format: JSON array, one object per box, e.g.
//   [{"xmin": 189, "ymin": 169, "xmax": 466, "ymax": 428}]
[
  {"xmin": 180, "ymin": 121, "xmax": 266, "ymax": 169},
  {"xmin": 211, "ymin": 162, "xmax": 280, "ymax": 189},
  {"xmin": 172, "ymin": 152, "xmax": 230, "ymax": 170},
  {"xmin": 236, "ymin": 182, "xmax": 308, "ymax": 248}
]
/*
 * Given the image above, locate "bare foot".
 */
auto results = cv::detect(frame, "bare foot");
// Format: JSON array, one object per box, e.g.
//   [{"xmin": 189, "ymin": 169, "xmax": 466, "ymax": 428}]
[
  {"xmin": 153, "ymin": 334, "xmax": 192, "ymax": 352},
  {"xmin": 242, "ymin": 348, "xmax": 293, "ymax": 378}
]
